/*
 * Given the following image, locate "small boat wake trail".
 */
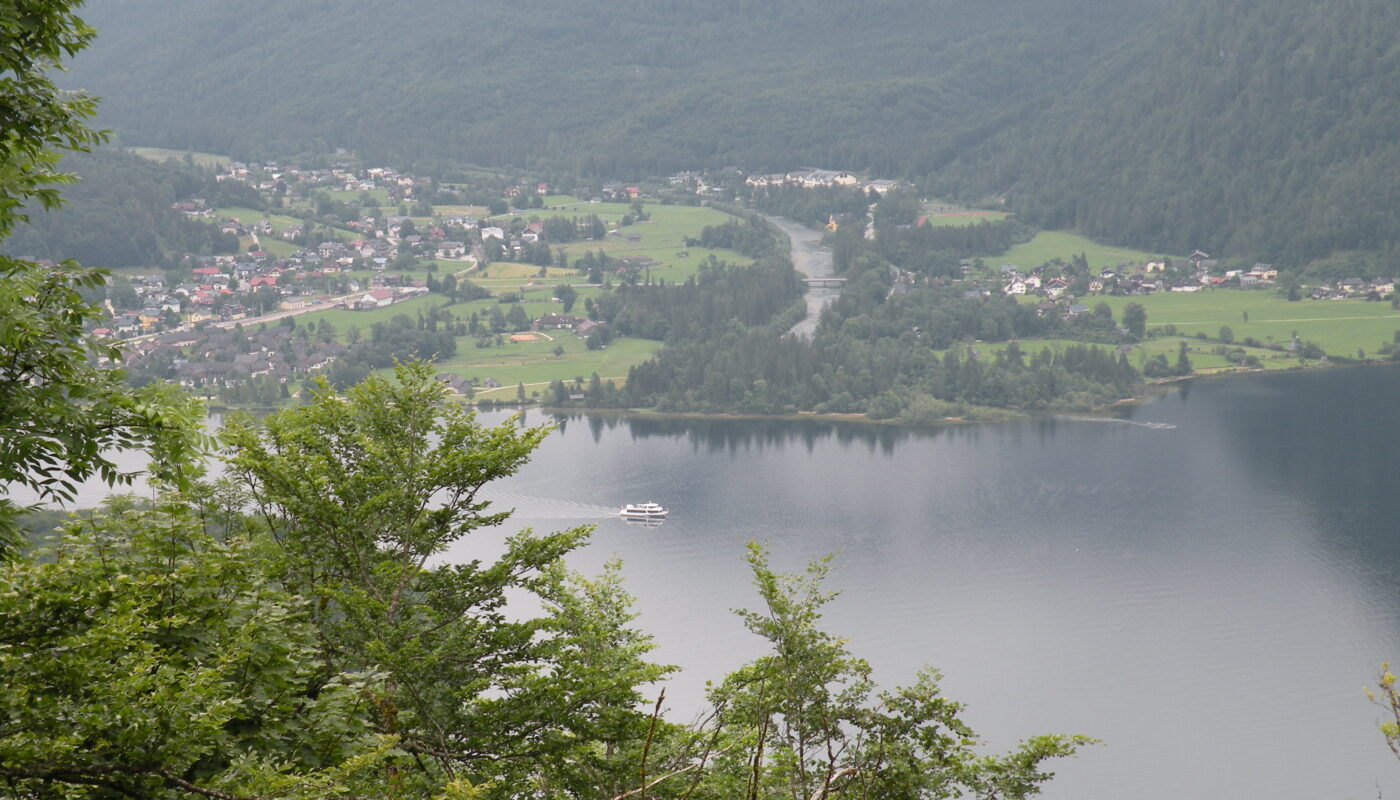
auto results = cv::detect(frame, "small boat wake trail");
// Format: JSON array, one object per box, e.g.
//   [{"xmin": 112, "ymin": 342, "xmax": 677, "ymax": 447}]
[
  {"xmin": 1056, "ymin": 416, "xmax": 1177, "ymax": 430},
  {"xmin": 479, "ymin": 492, "xmax": 619, "ymax": 519}
]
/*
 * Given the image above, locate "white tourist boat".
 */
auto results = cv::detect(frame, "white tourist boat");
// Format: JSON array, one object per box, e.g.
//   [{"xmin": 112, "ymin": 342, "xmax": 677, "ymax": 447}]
[{"xmin": 619, "ymin": 502, "xmax": 668, "ymax": 520}]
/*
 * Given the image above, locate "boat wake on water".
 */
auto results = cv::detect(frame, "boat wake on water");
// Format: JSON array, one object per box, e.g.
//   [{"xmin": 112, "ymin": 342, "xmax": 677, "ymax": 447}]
[
  {"xmin": 1056, "ymin": 416, "xmax": 1177, "ymax": 430},
  {"xmin": 478, "ymin": 492, "xmax": 620, "ymax": 519}
]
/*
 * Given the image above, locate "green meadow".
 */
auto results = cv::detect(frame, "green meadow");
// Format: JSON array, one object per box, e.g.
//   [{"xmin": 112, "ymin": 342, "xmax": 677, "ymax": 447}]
[
  {"xmin": 127, "ymin": 146, "xmax": 230, "ymax": 169},
  {"xmin": 433, "ymin": 335, "xmax": 662, "ymax": 400},
  {"xmin": 973, "ymin": 337, "xmax": 1297, "ymax": 374},
  {"xmin": 324, "ymin": 188, "xmax": 391, "ymax": 205},
  {"xmin": 1098, "ymin": 291, "xmax": 1400, "ymax": 358},
  {"xmin": 991, "ymin": 231, "xmax": 1173, "ymax": 271},
  {"xmin": 537, "ymin": 201, "xmax": 749, "ymax": 283}
]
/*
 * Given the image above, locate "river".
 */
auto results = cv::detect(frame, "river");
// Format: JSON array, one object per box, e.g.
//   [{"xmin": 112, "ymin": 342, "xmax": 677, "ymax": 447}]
[
  {"xmin": 763, "ymin": 214, "xmax": 840, "ymax": 338},
  {"xmin": 455, "ymin": 365, "xmax": 1400, "ymax": 800}
]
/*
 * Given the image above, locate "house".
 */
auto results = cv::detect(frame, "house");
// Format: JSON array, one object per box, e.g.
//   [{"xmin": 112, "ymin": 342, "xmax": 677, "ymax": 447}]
[
  {"xmin": 354, "ymin": 289, "xmax": 395, "ymax": 310},
  {"xmin": 1004, "ymin": 281, "xmax": 1027, "ymax": 296},
  {"xmin": 158, "ymin": 331, "xmax": 199, "ymax": 348},
  {"xmin": 860, "ymin": 179, "xmax": 900, "ymax": 195},
  {"xmin": 1088, "ymin": 279, "xmax": 1105, "ymax": 293},
  {"xmin": 482, "ymin": 378, "xmax": 503, "ymax": 389},
  {"xmin": 789, "ymin": 169, "xmax": 858, "ymax": 188},
  {"xmin": 745, "ymin": 173, "xmax": 788, "ymax": 188},
  {"xmin": 436, "ymin": 241, "xmax": 467, "ymax": 258},
  {"xmin": 535, "ymin": 314, "xmax": 584, "ymax": 331},
  {"xmin": 480, "ymin": 226, "xmax": 506, "ymax": 241}
]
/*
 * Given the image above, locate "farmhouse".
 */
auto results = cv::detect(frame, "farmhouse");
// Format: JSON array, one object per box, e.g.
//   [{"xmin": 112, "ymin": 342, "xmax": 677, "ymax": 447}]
[
  {"xmin": 534, "ymin": 313, "xmax": 585, "ymax": 331},
  {"xmin": 353, "ymin": 289, "xmax": 395, "ymax": 310}
]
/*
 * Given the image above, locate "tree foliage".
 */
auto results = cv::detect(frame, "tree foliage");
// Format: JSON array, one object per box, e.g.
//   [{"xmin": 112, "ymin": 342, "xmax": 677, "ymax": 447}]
[
  {"xmin": 69, "ymin": 0, "xmax": 1160, "ymax": 177},
  {"xmin": 0, "ymin": 1, "xmax": 195, "ymax": 555},
  {"xmin": 223, "ymin": 362, "xmax": 670, "ymax": 793}
]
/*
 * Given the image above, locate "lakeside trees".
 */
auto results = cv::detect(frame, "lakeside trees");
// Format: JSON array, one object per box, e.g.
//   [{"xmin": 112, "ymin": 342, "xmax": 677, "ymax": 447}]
[{"xmin": 5, "ymin": 365, "xmax": 1094, "ymax": 799}]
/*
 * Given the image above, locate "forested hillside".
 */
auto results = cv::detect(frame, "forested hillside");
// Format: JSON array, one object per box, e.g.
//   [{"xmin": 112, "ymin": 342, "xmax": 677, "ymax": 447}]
[
  {"xmin": 935, "ymin": 0, "xmax": 1400, "ymax": 265},
  {"xmin": 68, "ymin": 0, "xmax": 1160, "ymax": 176},
  {"xmin": 65, "ymin": 0, "xmax": 1400, "ymax": 265},
  {"xmin": 1, "ymin": 149, "xmax": 251, "ymax": 269}
]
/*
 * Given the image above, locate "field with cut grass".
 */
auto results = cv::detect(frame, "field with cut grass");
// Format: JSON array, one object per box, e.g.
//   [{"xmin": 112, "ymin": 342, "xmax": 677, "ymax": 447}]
[
  {"xmin": 1098, "ymin": 291, "xmax": 1400, "ymax": 358},
  {"xmin": 433, "ymin": 335, "xmax": 661, "ymax": 400},
  {"xmin": 920, "ymin": 199, "xmax": 1009, "ymax": 227},
  {"xmin": 434, "ymin": 204, "xmax": 490, "ymax": 217},
  {"xmin": 289, "ymin": 294, "xmax": 451, "ymax": 335},
  {"xmin": 325, "ymin": 188, "xmax": 390, "ymax": 205},
  {"xmin": 973, "ymin": 337, "xmax": 1298, "ymax": 374},
  {"xmin": 990, "ymin": 231, "xmax": 1175, "ymax": 271},
  {"xmin": 213, "ymin": 207, "xmax": 305, "ymax": 233},
  {"xmin": 255, "ymin": 238, "xmax": 299, "ymax": 257},
  {"xmin": 126, "ymin": 146, "xmax": 229, "ymax": 169},
  {"xmin": 544, "ymin": 201, "xmax": 749, "ymax": 283}
]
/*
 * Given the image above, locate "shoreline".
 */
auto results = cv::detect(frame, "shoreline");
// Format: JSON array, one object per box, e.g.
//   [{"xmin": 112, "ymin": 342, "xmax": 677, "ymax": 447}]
[{"xmin": 538, "ymin": 357, "xmax": 1397, "ymax": 428}]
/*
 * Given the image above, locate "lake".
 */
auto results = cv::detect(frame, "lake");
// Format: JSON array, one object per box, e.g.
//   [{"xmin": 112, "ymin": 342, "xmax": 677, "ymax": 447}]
[
  {"xmin": 14, "ymin": 365, "xmax": 1400, "ymax": 797},
  {"xmin": 460, "ymin": 365, "xmax": 1400, "ymax": 799}
]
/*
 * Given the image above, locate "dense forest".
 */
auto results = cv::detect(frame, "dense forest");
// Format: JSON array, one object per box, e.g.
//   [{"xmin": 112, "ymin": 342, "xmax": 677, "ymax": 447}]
[
  {"xmin": 564, "ymin": 220, "xmax": 1143, "ymax": 417},
  {"xmin": 70, "ymin": 0, "xmax": 1400, "ymax": 267},
  {"xmin": 933, "ymin": 0, "xmax": 1400, "ymax": 266},
  {"xmin": 69, "ymin": 0, "xmax": 1161, "ymax": 176},
  {"xmin": 0, "ymin": 149, "xmax": 252, "ymax": 269}
]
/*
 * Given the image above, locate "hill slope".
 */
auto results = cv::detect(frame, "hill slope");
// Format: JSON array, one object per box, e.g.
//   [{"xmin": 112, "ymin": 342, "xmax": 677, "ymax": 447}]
[
  {"xmin": 68, "ymin": 0, "xmax": 1161, "ymax": 176},
  {"xmin": 935, "ymin": 0, "xmax": 1400, "ymax": 264}
]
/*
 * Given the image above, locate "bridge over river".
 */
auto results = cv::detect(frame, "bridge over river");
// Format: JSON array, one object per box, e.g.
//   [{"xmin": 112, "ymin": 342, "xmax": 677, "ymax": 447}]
[{"xmin": 762, "ymin": 215, "xmax": 840, "ymax": 338}]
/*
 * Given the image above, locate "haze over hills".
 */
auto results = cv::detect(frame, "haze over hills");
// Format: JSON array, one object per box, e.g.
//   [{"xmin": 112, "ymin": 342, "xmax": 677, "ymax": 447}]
[
  {"xmin": 70, "ymin": 0, "xmax": 1162, "ymax": 175},
  {"xmin": 935, "ymin": 0, "xmax": 1400, "ymax": 264},
  {"xmin": 68, "ymin": 0, "xmax": 1400, "ymax": 264}
]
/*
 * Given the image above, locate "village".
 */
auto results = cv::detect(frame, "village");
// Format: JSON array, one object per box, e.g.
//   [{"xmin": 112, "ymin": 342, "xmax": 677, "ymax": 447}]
[{"xmin": 93, "ymin": 155, "xmax": 1399, "ymax": 400}]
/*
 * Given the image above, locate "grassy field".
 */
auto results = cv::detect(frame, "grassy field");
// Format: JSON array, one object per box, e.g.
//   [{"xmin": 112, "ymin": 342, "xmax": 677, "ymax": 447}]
[
  {"xmin": 972, "ymin": 337, "xmax": 1297, "ymax": 374},
  {"xmin": 289, "ymin": 288, "xmax": 607, "ymax": 344},
  {"xmin": 991, "ymin": 231, "xmax": 1174, "ymax": 271},
  {"xmin": 434, "ymin": 335, "xmax": 661, "ymax": 400},
  {"xmin": 1097, "ymin": 291, "xmax": 1400, "ymax": 358},
  {"xmin": 923, "ymin": 211, "xmax": 1009, "ymax": 227},
  {"xmin": 127, "ymin": 146, "xmax": 229, "ymax": 169},
  {"xmin": 434, "ymin": 204, "xmax": 490, "ymax": 217},
  {"xmin": 213, "ymin": 207, "xmax": 306, "ymax": 234},
  {"xmin": 289, "ymin": 294, "xmax": 451, "ymax": 334},
  {"xmin": 256, "ymin": 238, "xmax": 300, "ymax": 257},
  {"xmin": 549, "ymin": 202, "xmax": 748, "ymax": 283},
  {"xmin": 325, "ymin": 188, "xmax": 390, "ymax": 205}
]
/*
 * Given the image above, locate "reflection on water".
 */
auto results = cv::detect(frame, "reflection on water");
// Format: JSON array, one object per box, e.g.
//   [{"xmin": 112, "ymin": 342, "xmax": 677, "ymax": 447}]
[
  {"xmin": 476, "ymin": 365, "xmax": 1400, "ymax": 800},
  {"xmin": 11, "ymin": 366, "xmax": 1400, "ymax": 800}
]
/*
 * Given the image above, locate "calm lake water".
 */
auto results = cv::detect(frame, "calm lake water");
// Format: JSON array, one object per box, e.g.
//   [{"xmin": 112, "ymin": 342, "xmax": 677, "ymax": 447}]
[
  {"xmin": 16, "ymin": 366, "xmax": 1400, "ymax": 797},
  {"xmin": 460, "ymin": 365, "xmax": 1400, "ymax": 800}
]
